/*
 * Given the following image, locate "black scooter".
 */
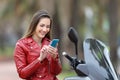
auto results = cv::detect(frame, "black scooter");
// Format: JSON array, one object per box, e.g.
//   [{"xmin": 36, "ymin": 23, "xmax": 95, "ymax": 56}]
[{"xmin": 62, "ymin": 27, "xmax": 120, "ymax": 80}]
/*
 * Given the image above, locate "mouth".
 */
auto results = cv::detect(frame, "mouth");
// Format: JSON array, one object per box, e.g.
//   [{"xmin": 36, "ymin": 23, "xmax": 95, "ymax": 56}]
[{"xmin": 39, "ymin": 32, "xmax": 47, "ymax": 37}]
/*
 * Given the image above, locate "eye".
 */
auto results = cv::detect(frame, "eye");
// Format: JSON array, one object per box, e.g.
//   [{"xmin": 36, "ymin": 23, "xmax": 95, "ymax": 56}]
[
  {"xmin": 40, "ymin": 24, "xmax": 44, "ymax": 27},
  {"xmin": 46, "ymin": 25, "xmax": 50, "ymax": 28}
]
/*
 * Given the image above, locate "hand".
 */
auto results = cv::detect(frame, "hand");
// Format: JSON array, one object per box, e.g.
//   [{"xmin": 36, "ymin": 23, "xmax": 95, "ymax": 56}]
[
  {"xmin": 47, "ymin": 45, "xmax": 58, "ymax": 59},
  {"xmin": 38, "ymin": 45, "xmax": 48, "ymax": 62}
]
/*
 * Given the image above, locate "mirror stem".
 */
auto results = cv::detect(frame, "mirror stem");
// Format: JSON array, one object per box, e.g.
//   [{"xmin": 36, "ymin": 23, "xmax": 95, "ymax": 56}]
[{"xmin": 75, "ymin": 43, "xmax": 78, "ymax": 59}]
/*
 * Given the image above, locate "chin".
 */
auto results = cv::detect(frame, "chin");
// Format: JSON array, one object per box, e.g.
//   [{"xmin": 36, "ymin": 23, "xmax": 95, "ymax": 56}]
[{"xmin": 39, "ymin": 35, "xmax": 45, "ymax": 39}]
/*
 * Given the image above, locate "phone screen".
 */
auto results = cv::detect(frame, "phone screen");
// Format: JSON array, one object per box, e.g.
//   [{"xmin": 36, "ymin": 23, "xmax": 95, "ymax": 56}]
[{"xmin": 50, "ymin": 39, "xmax": 59, "ymax": 47}]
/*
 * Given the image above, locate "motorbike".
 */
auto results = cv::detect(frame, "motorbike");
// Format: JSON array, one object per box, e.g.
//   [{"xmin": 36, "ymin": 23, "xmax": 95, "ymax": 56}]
[{"xmin": 62, "ymin": 27, "xmax": 120, "ymax": 80}]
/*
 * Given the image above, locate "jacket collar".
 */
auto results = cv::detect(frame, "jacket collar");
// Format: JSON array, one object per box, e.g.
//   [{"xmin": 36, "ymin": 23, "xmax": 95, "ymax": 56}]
[{"xmin": 26, "ymin": 37, "xmax": 50, "ymax": 47}]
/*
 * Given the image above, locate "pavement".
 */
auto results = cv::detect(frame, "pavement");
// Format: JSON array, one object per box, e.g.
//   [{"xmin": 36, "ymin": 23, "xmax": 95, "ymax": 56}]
[{"xmin": 0, "ymin": 60, "xmax": 21, "ymax": 80}]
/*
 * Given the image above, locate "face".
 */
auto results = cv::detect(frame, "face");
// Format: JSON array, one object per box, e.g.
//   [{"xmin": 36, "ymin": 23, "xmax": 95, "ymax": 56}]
[{"xmin": 33, "ymin": 17, "xmax": 51, "ymax": 40}]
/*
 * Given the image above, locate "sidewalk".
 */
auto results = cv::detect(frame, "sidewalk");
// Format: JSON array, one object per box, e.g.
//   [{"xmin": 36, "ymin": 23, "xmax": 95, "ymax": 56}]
[{"xmin": 0, "ymin": 60, "xmax": 21, "ymax": 80}]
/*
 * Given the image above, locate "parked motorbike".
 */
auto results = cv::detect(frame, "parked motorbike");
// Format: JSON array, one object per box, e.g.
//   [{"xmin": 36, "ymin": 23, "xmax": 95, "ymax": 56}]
[{"xmin": 62, "ymin": 27, "xmax": 120, "ymax": 80}]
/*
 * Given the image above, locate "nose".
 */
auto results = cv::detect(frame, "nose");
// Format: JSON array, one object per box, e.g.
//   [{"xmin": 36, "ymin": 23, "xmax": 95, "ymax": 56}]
[
  {"xmin": 42, "ymin": 26, "xmax": 48, "ymax": 32},
  {"xmin": 42, "ymin": 26, "xmax": 47, "ymax": 31}
]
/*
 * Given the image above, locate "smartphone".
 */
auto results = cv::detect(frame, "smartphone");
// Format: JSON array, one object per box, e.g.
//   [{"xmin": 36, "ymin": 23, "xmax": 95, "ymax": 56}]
[{"xmin": 50, "ymin": 39, "xmax": 59, "ymax": 47}]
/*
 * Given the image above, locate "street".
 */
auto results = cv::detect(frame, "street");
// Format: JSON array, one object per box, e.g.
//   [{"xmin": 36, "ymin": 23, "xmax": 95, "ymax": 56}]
[{"xmin": 0, "ymin": 60, "xmax": 20, "ymax": 80}]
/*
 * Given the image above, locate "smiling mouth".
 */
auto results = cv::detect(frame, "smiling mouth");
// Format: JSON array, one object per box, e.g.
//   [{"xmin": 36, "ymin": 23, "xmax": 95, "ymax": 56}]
[{"xmin": 40, "ymin": 32, "xmax": 46, "ymax": 36}]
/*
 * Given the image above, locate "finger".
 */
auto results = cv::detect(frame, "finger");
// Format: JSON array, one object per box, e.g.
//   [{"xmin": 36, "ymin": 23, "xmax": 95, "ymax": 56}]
[
  {"xmin": 42, "ymin": 46, "xmax": 48, "ymax": 51},
  {"xmin": 49, "ymin": 46, "xmax": 57, "ymax": 52}
]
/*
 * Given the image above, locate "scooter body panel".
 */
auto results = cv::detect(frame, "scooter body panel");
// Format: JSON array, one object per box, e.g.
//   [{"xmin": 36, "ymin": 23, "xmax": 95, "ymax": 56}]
[
  {"xmin": 64, "ymin": 76, "xmax": 91, "ymax": 80},
  {"xmin": 83, "ymin": 38, "xmax": 119, "ymax": 80}
]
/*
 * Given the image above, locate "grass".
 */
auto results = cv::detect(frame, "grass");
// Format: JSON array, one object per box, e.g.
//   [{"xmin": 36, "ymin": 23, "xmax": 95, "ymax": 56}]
[
  {"xmin": 0, "ymin": 46, "xmax": 14, "ymax": 61},
  {"xmin": 0, "ymin": 46, "xmax": 14, "ymax": 56},
  {"xmin": 57, "ymin": 70, "xmax": 77, "ymax": 80},
  {"xmin": 57, "ymin": 64, "xmax": 77, "ymax": 80}
]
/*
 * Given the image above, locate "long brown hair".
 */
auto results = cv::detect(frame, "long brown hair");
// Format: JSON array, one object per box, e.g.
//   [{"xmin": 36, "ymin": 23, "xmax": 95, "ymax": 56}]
[{"xmin": 23, "ymin": 10, "xmax": 52, "ymax": 39}]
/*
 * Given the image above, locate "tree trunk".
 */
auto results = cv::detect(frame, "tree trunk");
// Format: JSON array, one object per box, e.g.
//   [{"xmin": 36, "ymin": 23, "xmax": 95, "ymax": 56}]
[
  {"xmin": 52, "ymin": 0, "xmax": 63, "ymax": 66},
  {"xmin": 70, "ymin": 0, "xmax": 80, "ymax": 29},
  {"xmin": 107, "ymin": 0, "xmax": 119, "ymax": 68}
]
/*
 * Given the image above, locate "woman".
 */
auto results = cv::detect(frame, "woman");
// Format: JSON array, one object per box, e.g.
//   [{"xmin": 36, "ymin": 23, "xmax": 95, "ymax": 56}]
[{"xmin": 14, "ymin": 10, "xmax": 62, "ymax": 80}]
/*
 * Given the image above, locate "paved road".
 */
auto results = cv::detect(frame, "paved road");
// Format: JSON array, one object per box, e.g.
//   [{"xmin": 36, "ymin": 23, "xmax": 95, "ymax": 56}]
[{"xmin": 0, "ymin": 60, "xmax": 21, "ymax": 80}]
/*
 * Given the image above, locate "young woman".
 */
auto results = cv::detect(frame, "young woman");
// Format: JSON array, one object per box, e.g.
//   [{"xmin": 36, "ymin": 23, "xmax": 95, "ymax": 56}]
[{"xmin": 14, "ymin": 10, "xmax": 62, "ymax": 80}]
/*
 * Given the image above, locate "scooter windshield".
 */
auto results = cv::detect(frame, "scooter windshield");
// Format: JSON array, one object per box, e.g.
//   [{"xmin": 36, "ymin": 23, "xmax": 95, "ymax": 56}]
[{"xmin": 83, "ymin": 38, "xmax": 118, "ymax": 80}]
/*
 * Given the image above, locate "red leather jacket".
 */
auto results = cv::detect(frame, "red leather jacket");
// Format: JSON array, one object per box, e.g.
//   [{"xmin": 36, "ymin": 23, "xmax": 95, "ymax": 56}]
[{"xmin": 14, "ymin": 37, "xmax": 62, "ymax": 80}]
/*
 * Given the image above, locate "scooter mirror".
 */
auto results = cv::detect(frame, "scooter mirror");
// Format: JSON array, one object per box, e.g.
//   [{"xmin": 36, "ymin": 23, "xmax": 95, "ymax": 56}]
[
  {"xmin": 68, "ymin": 27, "xmax": 79, "ymax": 58},
  {"xmin": 68, "ymin": 27, "xmax": 78, "ymax": 44}
]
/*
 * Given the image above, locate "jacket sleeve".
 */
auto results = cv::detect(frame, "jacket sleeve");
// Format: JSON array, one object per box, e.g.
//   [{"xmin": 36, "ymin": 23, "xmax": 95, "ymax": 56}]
[
  {"xmin": 14, "ymin": 42, "xmax": 42, "ymax": 79},
  {"xmin": 49, "ymin": 54, "xmax": 62, "ymax": 75}
]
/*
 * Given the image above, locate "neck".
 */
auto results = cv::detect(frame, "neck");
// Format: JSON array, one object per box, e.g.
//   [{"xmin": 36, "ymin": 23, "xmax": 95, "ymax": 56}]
[{"xmin": 32, "ymin": 35, "xmax": 42, "ymax": 45}]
